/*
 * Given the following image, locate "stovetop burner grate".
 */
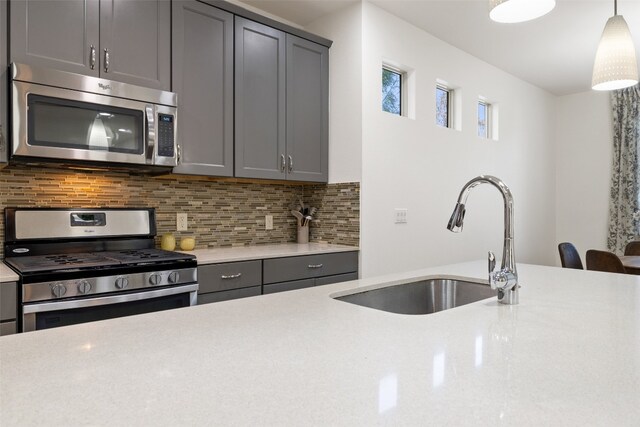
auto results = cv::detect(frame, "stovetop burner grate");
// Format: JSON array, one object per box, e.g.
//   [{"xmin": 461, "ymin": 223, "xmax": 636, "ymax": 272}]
[{"xmin": 5, "ymin": 249, "xmax": 195, "ymax": 274}]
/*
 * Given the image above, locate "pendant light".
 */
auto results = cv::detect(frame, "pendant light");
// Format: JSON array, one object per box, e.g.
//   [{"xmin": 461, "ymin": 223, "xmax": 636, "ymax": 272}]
[
  {"xmin": 489, "ymin": 0, "xmax": 556, "ymax": 24},
  {"xmin": 592, "ymin": 0, "xmax": 638, "ymax": 91}
]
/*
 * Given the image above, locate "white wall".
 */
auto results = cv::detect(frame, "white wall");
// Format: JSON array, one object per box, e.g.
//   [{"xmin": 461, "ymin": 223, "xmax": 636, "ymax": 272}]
[
  {"xmin": 304, "ymin": 1, "xmax": 612, "ymax": 278},
  {"xmin": 359, "ymin": 3, "xmax": 558, "ymax": 278},
  {"xmin": 555, "ymin": 91, "xmax": 612, "ymax": 262},
  {"xmin": 306, "ymin": 3, "xmax": 363, "ymax": 184}
]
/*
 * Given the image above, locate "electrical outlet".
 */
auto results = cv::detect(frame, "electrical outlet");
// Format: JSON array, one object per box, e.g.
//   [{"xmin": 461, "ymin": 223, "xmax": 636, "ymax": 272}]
[
  {"xmin": 177, "ymin": 213, "xmax": 188, "ymax": 231},
  {"xmin": 265, "ymin": 215, "xmax": 273, "ymax": 230},
  {"xmin": 394, "ymin": 209, "xmax": 408, "ymax": 224}
]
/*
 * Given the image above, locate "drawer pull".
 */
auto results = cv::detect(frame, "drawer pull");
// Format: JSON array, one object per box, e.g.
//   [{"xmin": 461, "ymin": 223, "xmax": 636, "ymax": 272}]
[
  {"xmin": 308, "ymin": 264, "xmax": 324, "ymax": 269},
  {"xmin": 221, "ymin": 273, "xmax": 242, "ymax": 279}
]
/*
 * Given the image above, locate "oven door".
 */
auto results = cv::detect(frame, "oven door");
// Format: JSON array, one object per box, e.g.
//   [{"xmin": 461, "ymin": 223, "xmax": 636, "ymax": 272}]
[
  {"xmin": 22, "ymin": 284, "xmax": 198, "ymax": 332},
  {"xmin": 12, "ymin": 80, "xmax": 153, "ymax": 165}
]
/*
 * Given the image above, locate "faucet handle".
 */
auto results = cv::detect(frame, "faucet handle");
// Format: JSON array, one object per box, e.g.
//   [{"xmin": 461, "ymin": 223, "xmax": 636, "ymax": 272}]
[{"xmin": 488, "ymin": 251, "xmax": 496, "ymax": 275}]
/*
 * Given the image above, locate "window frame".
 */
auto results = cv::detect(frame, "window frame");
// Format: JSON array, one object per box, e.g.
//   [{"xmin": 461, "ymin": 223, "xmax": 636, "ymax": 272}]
[
  {"xmin": 382, "ymin": 65, "xmax": 404, "ymax": 116},
  {"xmin": 436, "ymin": 84, "xmax": 452, "ymax": 128},
  {"xmin": 477, "ymin": 100, "xmax": 491, "ymax": 139}
]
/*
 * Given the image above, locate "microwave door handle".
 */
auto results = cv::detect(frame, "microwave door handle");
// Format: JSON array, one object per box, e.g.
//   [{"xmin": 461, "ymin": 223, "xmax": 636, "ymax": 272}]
[{"xmin": 145, "ymin": 105, "xmax": 155, "ymax": 164}]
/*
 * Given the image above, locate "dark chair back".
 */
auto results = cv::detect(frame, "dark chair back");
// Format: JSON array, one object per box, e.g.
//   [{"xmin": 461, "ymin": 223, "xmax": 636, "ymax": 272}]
[
  {"xmin": 586, "ymin": 249, "xmax": 626, "ymax": 274},
  {"xmin": 558, "ymin": 242, "xmax": 584, "ymax": 270},
  {"xmin": 624, "ymin": 241, "xmax": 640, "ymax": 256}
]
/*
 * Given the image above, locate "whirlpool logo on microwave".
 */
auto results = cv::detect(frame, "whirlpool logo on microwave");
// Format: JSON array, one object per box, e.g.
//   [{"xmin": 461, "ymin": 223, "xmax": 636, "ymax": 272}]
[{"xmin": 98, "ymin": 83, "xmax": 112, "ymax": 91}]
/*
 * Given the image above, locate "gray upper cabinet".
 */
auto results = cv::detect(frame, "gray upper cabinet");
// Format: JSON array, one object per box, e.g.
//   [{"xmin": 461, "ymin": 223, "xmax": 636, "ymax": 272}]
[
  {"xmin": 172, "ymin": 1, "xmax": 233, "ymax": 176},
  {"xmin": 10, "ymin": 0, "xmax": 170, "ymax": 90},
  {"xmin": 286, "ymin": 35, "xmax": 329, "ymax": 182},
  {"xmin": 1, "ymin": 0, "xmax": 7, "ymax": 165},
  {"xmin": 99, "ymin": 0, "xmax": 170, "ymax": 90},
  {"xmin": 235, "ymin": 17, "xmax": 286, "ymax": 180},
  {"xmin": 235, "ymin": 18, "xmax": 329, "ymax": 183},
  {"xmin": 10, "ymin": 0, "xmax": 100, "ymax": 77}
]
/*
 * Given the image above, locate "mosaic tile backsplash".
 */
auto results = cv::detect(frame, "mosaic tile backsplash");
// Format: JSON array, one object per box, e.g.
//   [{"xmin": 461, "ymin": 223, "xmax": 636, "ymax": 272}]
[{"xmin": 0, "ymin": 165, "xmax": 360, "ymax": 258}]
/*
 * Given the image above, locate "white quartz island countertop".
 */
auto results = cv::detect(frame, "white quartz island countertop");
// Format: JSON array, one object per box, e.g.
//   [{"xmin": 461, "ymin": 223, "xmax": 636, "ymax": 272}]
[{"xmin": 1, "ymin": 261, "xmax": 640, "ymax": 425}]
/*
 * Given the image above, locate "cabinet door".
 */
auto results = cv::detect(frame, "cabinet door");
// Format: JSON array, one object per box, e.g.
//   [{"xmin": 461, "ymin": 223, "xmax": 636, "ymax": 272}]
[
  {"xmin": 1, "ymin": 0, "xmax": 7, "ymax": 164},
  {"xmin": 286, "ymin": 35, "xmax": 329, "ymax": 182},
  {"xmin": 10, "ymin": 0, "xmax": 100, "ymax": 77},
  {"xmin": 172, "ymin": 1, "xmax": 233, "ymax": 176},
  {"xmin": 99, "ymin": 0, "xmax": 170, "ymax": 90},
  {"xmin": 234, "ymin": 17, "xmax": 286, "ymax": 180}
]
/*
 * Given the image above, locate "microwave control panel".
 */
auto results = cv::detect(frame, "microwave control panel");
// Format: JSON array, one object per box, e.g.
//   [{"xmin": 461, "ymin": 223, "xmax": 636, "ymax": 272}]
[{"xmin": 157, "ymin": 114, "xmax": 175, "ymax": 157}]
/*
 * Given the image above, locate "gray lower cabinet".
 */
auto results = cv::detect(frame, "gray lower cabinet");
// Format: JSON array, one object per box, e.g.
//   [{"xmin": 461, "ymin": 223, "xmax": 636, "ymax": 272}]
[
  {"xmin": 196, "ymin": 251, "xmax": 358, "ymax": 303},
  {"xmin": 197, "ymin": 260, "xmax": 262, "ymax": 304},
  {"xmin": 10, "ymin": 0, "xmax": 170, "ymax": 90},
  {"xmin": 198, "ymin": 286, "xmax": 261, "ymax": 304},
  {"xmin": 234, "ymin": 17, "xmax": 286, "ymax": 180},
  {"xmin": 263, "ymin": 252, "xmax": 359, "ymax": 284},
  {"xmin": 1, "ymin": 0, "xmax": 7, "ymax": 165},
  {"xmin": 172, "ymin": 1, "xmax": 234, "ymax": 176},
  {"xmin": 0, "ymin": 282, "xmax": 18, "ymax": 336},
  {"xmin": 263, "ymin": 252, "xmax": 358, "ymax": 295},
  {"xmin": 263, "ymin": 278, "xmax": 315, "ymax": 295}
]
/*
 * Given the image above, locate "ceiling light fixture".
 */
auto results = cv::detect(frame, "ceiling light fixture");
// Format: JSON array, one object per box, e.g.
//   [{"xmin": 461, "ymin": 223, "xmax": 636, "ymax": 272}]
[
  {"xmin": 592, "ymin": 0, "xmax": 638, "ymax": 91},
  {"xmin": 489, "ymin": 0, "xmax": 556, "ymax": 24}
]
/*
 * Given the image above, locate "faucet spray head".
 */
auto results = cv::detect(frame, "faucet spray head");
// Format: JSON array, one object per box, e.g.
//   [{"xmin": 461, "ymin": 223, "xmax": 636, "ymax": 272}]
[{"xmin": 447, "ymin": 203, "xmax": 466, "ymax": 232}]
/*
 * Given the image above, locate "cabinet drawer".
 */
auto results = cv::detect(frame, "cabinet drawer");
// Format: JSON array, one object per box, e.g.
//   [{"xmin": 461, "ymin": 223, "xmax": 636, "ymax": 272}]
[
  {"xmin": 198, "ymin": 261, "xmax": 262, "ymax": 293},
  {"xmin": 263, "ymin": 251, "xmax": 358, "ymax": 284},
  {"xmin": 0, "ymin": 282, "xmax": 17, "ymax": 322},
  {"xmin": 315, "ymin": 272, "xmax": 358, "ymax": 287},
  {"xmin": 197, "ymin": 286, "xmax": 262, "ymax": 305},
  {"xmin": 0, "ymin": 321, "xmax": 16, "ymax": 336},
  {"xmin": 263, "ymin": 278, "xmax": 315, "ymax": 295}
]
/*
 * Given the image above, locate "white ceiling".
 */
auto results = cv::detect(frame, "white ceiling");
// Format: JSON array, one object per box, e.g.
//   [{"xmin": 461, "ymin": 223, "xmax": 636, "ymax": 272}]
[{"xmin": 238, "ymin": 0, "xmax": 640, "ymax": 96}]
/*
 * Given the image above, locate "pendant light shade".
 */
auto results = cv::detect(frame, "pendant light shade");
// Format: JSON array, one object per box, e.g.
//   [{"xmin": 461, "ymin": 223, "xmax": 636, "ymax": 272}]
[
  {"xmin": 592, "ymin": 15, "xmax": 639, "ymax": 91},
  {"xmin": 489, "ymin": 0, "xmax": 556, "ymax": 23}
]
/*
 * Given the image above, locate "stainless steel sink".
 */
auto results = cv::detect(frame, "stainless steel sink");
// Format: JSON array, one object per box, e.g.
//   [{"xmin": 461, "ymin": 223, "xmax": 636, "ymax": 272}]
[{"xmin": 334, "ymin": 278, "xmax": 496, "ymax": 315}]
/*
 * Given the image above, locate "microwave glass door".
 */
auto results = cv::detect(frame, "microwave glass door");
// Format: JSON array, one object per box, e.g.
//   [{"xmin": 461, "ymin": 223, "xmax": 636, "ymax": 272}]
[{"xmin": 27, "ymin": 94, "xmax": 144, "ymax": 154}]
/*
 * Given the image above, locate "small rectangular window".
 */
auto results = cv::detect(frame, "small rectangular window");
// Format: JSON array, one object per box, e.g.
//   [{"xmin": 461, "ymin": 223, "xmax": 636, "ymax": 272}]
[
  {"xmin": 382, "ymin": 67, "xmax": 402, "ymax": 115},
  {"xmin": 436, "ymin": 85, "xmax": 450, "ymax": 128},
  {"xmin": 478, "ymin": 101, "xmax": 489, "ymax": 138}
]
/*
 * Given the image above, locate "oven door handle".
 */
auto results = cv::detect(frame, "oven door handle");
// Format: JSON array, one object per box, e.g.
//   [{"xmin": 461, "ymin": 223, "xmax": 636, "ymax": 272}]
[{"xmin": 23, "ymin": 284, "xmax": 199, "ymax": 315}]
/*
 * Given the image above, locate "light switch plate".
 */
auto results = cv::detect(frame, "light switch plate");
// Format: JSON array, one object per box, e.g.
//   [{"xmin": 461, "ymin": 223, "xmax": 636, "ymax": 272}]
[
  {"xmin": 177, "ymin": 213, "xmax": 188, "ymax": 231},
  {"xmin": 265, "ymin": 215, "xmax": 273, "ymax": 230}
]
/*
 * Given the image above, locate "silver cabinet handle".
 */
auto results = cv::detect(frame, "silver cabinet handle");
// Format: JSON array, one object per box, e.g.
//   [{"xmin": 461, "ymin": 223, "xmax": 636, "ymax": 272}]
[
  {"xmin": 280, "ymin": 154, "xmax": 286, "ymax": 173},
  {"xmin": 90, "ymin": 45, "xmax": 96, "ymax": 70},
  {"xmin": 221, "ymin": 273, "xmax": 242, "ymax": 279},
  {"xmin": 308, "ymin": 264, "xmax": 323, "ymax": 269},
  {"xmin": 104, "ymin": 48, "xmax": 110, "ymax": 72},
  {"xmin": 288, "ymin": 155, "xmax": 293, "ymax": 173}
]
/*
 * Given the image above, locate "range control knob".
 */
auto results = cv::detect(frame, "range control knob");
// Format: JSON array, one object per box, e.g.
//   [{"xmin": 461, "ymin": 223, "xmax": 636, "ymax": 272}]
[
  {"xmin": 77, "ymin": 280, "xmax": 92, "ymax": 294},
  {"xmin": 168, "ymin": 271, "xmax": 180, "ymax": 284},
  {"xmin": 50, "ymin": 283, "xmax": 67, "ymax": 298},
  {"xmin": 114, "ymin": 276, "xmax": 129, "ymax": 289},
  {"xmin": 149, "ymin": 273, "xmax": 162, "ymax": 286}
]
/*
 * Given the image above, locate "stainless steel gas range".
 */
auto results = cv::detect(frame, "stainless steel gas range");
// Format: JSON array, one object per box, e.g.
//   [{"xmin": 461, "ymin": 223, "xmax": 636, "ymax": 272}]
[{"xmin": 3, "ymin": 208, "xmax": 198, "ymax": 332}]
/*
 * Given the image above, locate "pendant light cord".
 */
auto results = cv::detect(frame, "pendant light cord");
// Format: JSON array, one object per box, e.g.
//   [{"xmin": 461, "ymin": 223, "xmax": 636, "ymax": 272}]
[{"xmin": 614, "ymin": 0, "xmax": 617, "ymax": 16}]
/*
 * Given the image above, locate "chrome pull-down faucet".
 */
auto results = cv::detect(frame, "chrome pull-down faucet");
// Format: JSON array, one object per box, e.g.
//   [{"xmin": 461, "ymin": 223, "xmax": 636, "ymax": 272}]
[{"xmin": 446, "ymin": 175, "xmax": 519, "ymax": 305}]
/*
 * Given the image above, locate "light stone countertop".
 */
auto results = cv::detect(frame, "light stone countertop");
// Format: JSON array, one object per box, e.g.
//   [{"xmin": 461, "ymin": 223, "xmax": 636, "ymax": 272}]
[
  {"xmin": 0, "ymin": 262, "xmax": 19, "ymax": 283},
  {"xmin": 180, "ymin": 242, "xmax": 359, "ymax": 264},
  {"xmin": 1, "ymin": 261, "xmax": 640, "ymax": 425}
]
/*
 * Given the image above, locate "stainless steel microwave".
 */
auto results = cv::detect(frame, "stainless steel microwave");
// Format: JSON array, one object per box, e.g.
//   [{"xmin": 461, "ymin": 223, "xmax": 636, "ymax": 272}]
[{"xmin": 10, "ymin": 63, "xmax": 178, "ymax": 171}]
